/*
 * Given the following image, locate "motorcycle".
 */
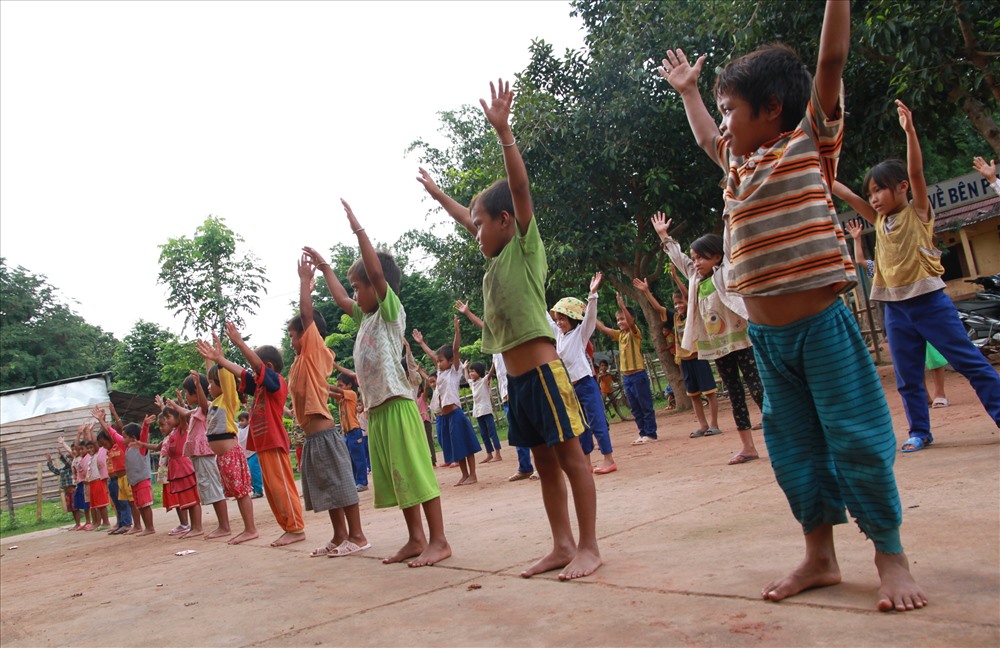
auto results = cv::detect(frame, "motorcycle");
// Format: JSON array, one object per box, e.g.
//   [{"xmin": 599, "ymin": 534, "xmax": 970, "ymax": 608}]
[{"xmin": 953, "ymin": 274, "xmax": 1000, "ymax": 356}]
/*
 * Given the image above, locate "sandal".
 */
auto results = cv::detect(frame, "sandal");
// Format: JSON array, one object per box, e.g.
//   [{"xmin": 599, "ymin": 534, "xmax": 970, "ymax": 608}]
[
  {"xmin": 508, "ymin": 471, "xmax": 532, "ymax": 482},
  {"xmin": 931, "ymin": 397, "xmax": 949, "ymax": 409},
  {"xmin": 704, "ymin": 427, "xmax": 722, "ymax": 436},
  {"xmin": 327, "ymin": 540, "xmax": 371, "ymax": 557},
  {"xmin": 728, "ymin": 453, "xmax": 759, "ymax": 465},
  {"xmin": 689, "ymin": 428, "xmax": 708, "ymax": 438},
  {"xmin": 901, "ymin": 436, "xmax": 933, "ymax": 453},
  {"xmin": 310, "ymin": 541, "xmax": 339, "ymax": 557}
]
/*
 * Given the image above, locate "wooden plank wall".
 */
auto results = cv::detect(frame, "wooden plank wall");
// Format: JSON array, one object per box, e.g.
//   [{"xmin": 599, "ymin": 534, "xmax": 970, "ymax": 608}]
[{"xmin": 0, "ymin": 402, "xmax": 111, "ymax": 508}]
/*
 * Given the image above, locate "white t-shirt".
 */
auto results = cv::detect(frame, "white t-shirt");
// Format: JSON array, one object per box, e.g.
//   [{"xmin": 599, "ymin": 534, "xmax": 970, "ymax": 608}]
[
  {"xmin": 547, "ymin": 293, "xmax": 599, "ymax": 383},
  {"xmin": 436, "ymin": 364, "xmax": 463, "ymax": 408},
  {"xmin": 492, "ymin": 353, "xmax": 508, "ymax": 400},
  {"xmin": 469, "ymin": 377, "xmax": 493, "ymax": 418},
  {"xmin": 237, "ymin": 423, "xmax": 255, "ymax": 458}
]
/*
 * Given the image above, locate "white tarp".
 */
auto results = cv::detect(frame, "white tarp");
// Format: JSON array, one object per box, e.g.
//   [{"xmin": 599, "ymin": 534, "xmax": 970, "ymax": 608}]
[{"xmin": 0, "ymin": 377, "xmax": 110, "ymax": 425}]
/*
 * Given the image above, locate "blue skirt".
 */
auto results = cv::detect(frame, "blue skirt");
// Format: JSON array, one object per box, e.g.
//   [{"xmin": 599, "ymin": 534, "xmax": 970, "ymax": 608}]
[
  {"xmin": 73, "ymin": 482, "xmax": 89, "ymax": 510},
  {"xmin": 439, "ymin": 409, "xmax": 481, "ymax": 462}
]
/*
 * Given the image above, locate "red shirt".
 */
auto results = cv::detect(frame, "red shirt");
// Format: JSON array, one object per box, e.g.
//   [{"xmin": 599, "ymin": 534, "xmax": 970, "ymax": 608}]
[{"xmin": 242, "ymin": 366, "xmax": 291, "ymax": 453}]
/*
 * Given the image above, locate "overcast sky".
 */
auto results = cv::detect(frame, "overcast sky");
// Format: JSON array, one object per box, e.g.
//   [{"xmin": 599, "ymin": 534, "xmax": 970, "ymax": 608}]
[{"xmin": 0, "ymin": 1, "xmax": 585, "ymax": 346}]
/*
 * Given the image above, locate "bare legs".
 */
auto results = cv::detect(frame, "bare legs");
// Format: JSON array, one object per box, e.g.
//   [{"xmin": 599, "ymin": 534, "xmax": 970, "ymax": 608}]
[
  {"xmin": 204, "ymin": 500, "xmax": 230, "ymax": 539},
  {"xmin": 455, "ymin": 456, "xmax": 478, "ymax": 486},
  {"xmin": 135, "ymin": 506, "xmax": 156, "ymax": 536},
  {"xmin": 521, "ymin": 439, "xmax": 601, "ymax": 581},
  {"xmin": 228, "ymin": 495, "xmax": 259, "ymax": 545},
  {"xmin": 180, "ymin": 504, "xmax": 203, "ymax": 538}
]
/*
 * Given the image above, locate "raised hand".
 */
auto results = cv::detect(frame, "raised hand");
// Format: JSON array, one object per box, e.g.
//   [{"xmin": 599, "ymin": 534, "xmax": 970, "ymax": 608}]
[
  {"xmin": 845, "ymin": 218, "xmax": 864, "ymax": 240},
  {"xmin": 416, "ymin": 167, "xmax": 443, "ymax": 198},
  {"xmin": 454, "ymin": 299, "xmax": 470, "ymax": 315},
  {"xmin": 973, "ymin": 156, "xmax": 997, "ymax": 183},
  {"xmin": 590, "ymin": 272, "xmax": 603, "ymax": 293},
  {"xmin": 632, "ymin": 277, "xmax": 649, "ymax": 293},
  {"xmin": 224, "ymin": 321, "xmax": 244, "ymax": 346},
  {"xmin": 45, "ymin": 452, "xmax": 52, "ymax": 461},
  {"xmin": 412, "ymin": 329, "xmax": 424, "ymax": 344},
  {"xmin": 154, "ymin": 395, "xmax": 166, "ymax": 410},
  {"xmin": 650, "ymin": 212, "xmax": 672, "ymax": 240},
  {"xmin": 91, "ymin": 405, "xmax": 106, "ymax": 421},
  {"xmin": 453, "ymin": 314, "xmax": 460, "ymax": 332},
  {"xmin": 298, "ymin": 252, "xmax": 316, "ymax": 284},
  {"xmin": 195, "ymin": 337, "xmax": 223, "ymax": 363},
  {"xmin": 143, "ymin": 414, "xmax": 156, "ymax": 426},
  {"xmin": 896, "ymin": 99, "xmax": 915, "ymax": 133},
  {"xmin": 341, "ymin": 199, "xmax": 362, "ymax": 232},
  {"xmin": 657, "ymin": 49, "xmax": 705, "ymax": 95},
  {"xmin": 479, "ymin": 78, "xmax": 513, "ymax": 132}
]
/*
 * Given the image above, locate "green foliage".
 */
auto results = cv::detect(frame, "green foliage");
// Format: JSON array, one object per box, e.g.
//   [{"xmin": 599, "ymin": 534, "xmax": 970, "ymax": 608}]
[
  {"xmin": 111, "ymin": 320, "xmax": 176, "ymax": 397},
  {"xmin": 157, "ymin": 337, "xmax": 203, "ymax": 395},
  {"xmin": 157, "ymin": 216, "xmax": 269, "ymax": 338},
  {"xmin": 0, "ymin": 258, "xmax": 117, "ymax": 391}
]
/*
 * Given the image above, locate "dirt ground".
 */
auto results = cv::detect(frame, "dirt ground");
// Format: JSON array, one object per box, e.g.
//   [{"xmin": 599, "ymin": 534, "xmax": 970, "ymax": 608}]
[{"xmin": 1, "ymin": 364, "xmax": 998, "ymax": 647}]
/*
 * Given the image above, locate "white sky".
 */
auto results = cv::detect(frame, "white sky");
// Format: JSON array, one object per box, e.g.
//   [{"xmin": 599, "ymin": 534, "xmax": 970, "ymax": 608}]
[{"xmin": 0, "ymin": 0, "xmax": 585, "ymax": 346}]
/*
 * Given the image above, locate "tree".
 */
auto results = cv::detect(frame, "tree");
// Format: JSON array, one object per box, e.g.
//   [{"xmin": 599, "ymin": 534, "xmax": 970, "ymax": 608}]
[
  {"xmin": 157, "ymin": 216, "xmax": 269, "ymax": 338},
  {"xmin": 0, "ymin": 258, "xmax": 117, "ymax": 391},
  {"xmin": 111, "ymin": 320, "xmax": 176, "ymax": 397}
]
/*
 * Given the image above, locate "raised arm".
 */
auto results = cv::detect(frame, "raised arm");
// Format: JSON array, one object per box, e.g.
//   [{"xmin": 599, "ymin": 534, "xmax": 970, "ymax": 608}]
[
  {"xmin": 845, "ymin": 218, "xmax": 868, "ymax": 266},
  {"xmin": 973, "ymin": 156, "xmax": 999, "ymax": 191},
  {"xmin": 301, "ymin": 247, "xmax": 355, "ymax": 314},
  {"xmin": 296, "ymin": 253, "xmax": 319, "ymax": 330},
  {"xmin": 412, "ymin": 329, "xmax": 440, "ymax": 364},
  {"xmin": 595, "ymin": 319, "xmax": 618, "ymax": 338},
  {"xmin": 197, "ymin": 333, "xmax": 246, "ymax": 383},
  {"xmin": 578, "ymin": 272, "xmax": 603, "ymax": 339},
  {"xmin": 189, "ymin": 370, "xmax": 209, "ymax": 415},
  {"xmin": 480, "ymin": 78, "xmax": 533, "ymax": 234},
  {"xmin": 616, "ymin": 292, "xmax": 635, "ymax": 330},
  {"xmin": 454, "ymin": 300, "xmax": 484, "ymax": 330},
  {"xmin": 57, "ymin": 435, "xmax": 72, "ymax": 455},
  {"xmin": 451, "ymin": 315, "xmax": 461, "ymax": 370},
  {"xmin": 814, "ymin": 0, "xmax": 850, "ymax": 119},
  {"xmin": 331, "ymin": 351, "xmax": 357, "ymax": 381},
  {"xmin": 896, "ymin": 100, "xmax": 929, "ymax": 221},
  {"xmin": 108, "ymin": 403, "xmax": 123, "ymax": 431},
  {"xmin": 670, "ymin": 265, "xmax": 689, "ymax": 300},
  {"xmin": 417, "ymin": 167, "xmax": 476, "ymax": 237},
  {"xmin": 650, "ymin": 213, "xmax": 697, "ymax": 277},
  {"xmin": 342, "ymin": 199, "xmax": 388, "ymax": 300},
  {"xmin": 832, "ymin": 180, "xmax": 876, "ymax": 224},
  {"xmin": 224, "ymin": 321, "xmax": 262, "ymax": 374},
  {"xmin": 632, "ymin": 277, "xmax": 668, "ymax": 321},
  {"xmin": 657, "ymin": 49, "xmax": 718, "ymax": 155}
]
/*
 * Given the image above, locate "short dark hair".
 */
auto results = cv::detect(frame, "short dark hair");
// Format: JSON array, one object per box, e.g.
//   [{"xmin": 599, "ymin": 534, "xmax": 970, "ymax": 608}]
[
  {"xmin": 207, "ymin": 363, "xmax": 221, "ymax": 385},
  {"xmin": 159, "ymin": 406, "xmax": 179, "ymax": 421},
  {"xmin": 437, "ymin": 345, "xmax": 454, "ymax": 361},
  {"xmin": 183, "ymin": 372, "xmax": 210, "ymax": 396},
  {"xmin": 470, "ymin": 178, "xmax": 515, "ymax": 220},
  {"xmin": 255, "ymin": 345, "xmax": 283, "ymax": 373},
  {"xmin": 690, "ymin": 234, "xmax": 724, "ymax": 260},
  {"xmin": 617, "ymin": 306, "xmax": 637, "ymax": 320},
  {"xmin": 862, "ymin": 159, "xmax": 910, "ymax": 199},
  {"xmin": 469, "ymin": 361, "xmax": 486, "ymax": 376},
  {"xmin": 237, "ymin": 412, "xmax": 250, "ymax": 423},
  {"xmin": 96, "ymin": 430, "xmax": 110, "ymax": 445},
  {"xmin": 122, "ymin": 423, "xmax": 141, "ymax": 440},
  {"xmin": 714, "ymin": 43, "xmax": 811, "ymax": 133},
  {"xmin": 336, "ymin": 373, "xmax": 358, "ymax": 390},
  {"xmin": 348, "ymin": 250, "xmax": 402, "ymax": 296},
  {"xmin": 288, "ymin": 310, "xmax": 328, "ymax": 339}
]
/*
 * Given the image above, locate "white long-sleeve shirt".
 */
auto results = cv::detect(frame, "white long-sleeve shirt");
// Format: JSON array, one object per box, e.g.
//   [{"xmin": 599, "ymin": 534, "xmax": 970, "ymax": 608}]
[{"xmin": 546, "ymin": 293, "xmax": 599, "ymax": 383}]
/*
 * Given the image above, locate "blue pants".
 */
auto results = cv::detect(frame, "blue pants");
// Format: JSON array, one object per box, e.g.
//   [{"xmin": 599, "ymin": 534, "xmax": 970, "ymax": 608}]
[
  {"xmin": 623, "ymin": 370, "xmax": 657, "ymax": 439},
  {"xmin": 108, "ymin": 476, "xmax": 132, "ymax": 527},
  {"xmin": 749, "ymin": 301, "xmax": 903, "ymax": 554},
  {"xmin": 884, "ymin": 289, "xmax": 1000, "ymax": 441},
  {"xmin": 476, "ymin": 414, "xmax": 502, "ymax": 453},
  {"xmin": 344, "ymin": 428, "xmax": 369, "ymax": 487},
  {"xmin": 504, "ymin": 401, "xmax": 534, "ymax": 473},
  {"xmin": 574, "ymin": 375, "xmax": 613, "ymax": 455},
  {"xmin": 247, "ymin": 453, "xmax": 263, "ymax": 496}
]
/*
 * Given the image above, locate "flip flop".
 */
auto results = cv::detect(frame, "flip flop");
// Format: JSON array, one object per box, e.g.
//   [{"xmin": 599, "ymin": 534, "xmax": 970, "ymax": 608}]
[
  {"xmin": 593, "ymin": 463, "xmax": 618, "ymax": 475},
  {"xmin": 900, "ymin": 436, "xmax": 932, "ymax": 453},
  {"xmin": 328, "ymin": 540, "xmax": 371, "ymax": 557},
  {"xmin": 728, "ymin": 453, "xmax": 759, "ymax": 465},
  {"xmin": 310, "ymin": 541, "xmax": 339, "ymax": 557},
  {"xmin": 689, "ymin": 428, "xmax": 708, "ymax": 438},
  {"xmin": 704, "ymin": 427, "xmax": 722, "ymax": 436},
  {"xmin": 931, "ymin": 397, "xmax": 949, "ymax": 409},
  {"xmin": 508, "ymin": 472, "xmax": 532, "ymax": 482}
]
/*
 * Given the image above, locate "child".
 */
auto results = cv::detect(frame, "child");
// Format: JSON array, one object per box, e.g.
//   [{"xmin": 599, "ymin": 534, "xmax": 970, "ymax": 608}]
[
  {"xmin": 548, "ymin": 273, "xmax": 617, "ymax": 474},
  {"xmin": 196, "ymin": 336, "xmax": 259, "ymax": 545},
  {"xmin": 118, "ymin": 418, "xmax": 156, "ymax": 535},
  {"xmin": 181, "ymin": 370, "xmax": 231, "ymax": 540},
  {"xmin": 596, "ymin": 294, "xmax": 659, "ymax": 445},
  {"xmin": 218, "ymin": 321, "xmax": 306, "ymax": 547},
  {"xmin": 303, "ymin": 198, "xmax": 449, "ymax": 567},
  {"xmin": 651, "ymin": 214, "xmax": 764, "ymax": 464},
  {"xmin": 237, "ymin": 412, "xmax": 264, "ymax": 498},
  {"xmin": 845, "ymin": 219, "xmax": 951, "ymax": 409},
  {"xmin": 93, "ymin": 407, "xmax": 141, "ymax": 534},
  {"xmin": 356, "ymin": 399, "xmax": 371, "ymax": 475},
  {"xmin": 834, "ymin": 102, "xmax": 1000, "ymax": 451},
  {"xmin": 453, "ymin": 299, "xmax": 538, "ymax": 482},
  {"xmin": 659, "ymin": 0, "xmax": 925, "ymax": 610},
  {"xmin": 464, "ymin": 361, "xmax": 502, "ymax": 464},
  {"xmin": 459, "ymin": 78, "xmax": 600, "ymax": 579},
  {"xmin": 412, "ymin": 318, "xmax": 482, "ymax": 486},
  {"xmin": 45, "ymin": 443, "xmax": 77, "ymax": 526},
  {"xmin": 287, "ymin": 248, "xmax": 368, "ymax": 559},
  {"xmin": 330, "ymin": 372, "xmax": 369, "ymax": 492},
  {"xmin": 80, "ymin": 426, "xmax": 111, "ymax": 531},
  {"xmin": 69, "ymin": 429, "xmax": 92, "ymax": 530},
  {"xmin": 156, "ymin": 405, "xmax": 203, "ymax": 538},
  {"xmin": 634, "ymin": 276, "xmax": 722, "ymax": 440}
]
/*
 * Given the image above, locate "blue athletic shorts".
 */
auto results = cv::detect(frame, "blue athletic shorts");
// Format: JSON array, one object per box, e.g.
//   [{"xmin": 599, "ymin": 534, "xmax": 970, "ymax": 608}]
[
  {"xmin": 681, "ymin": 358, "xmax": 717, "ymax": 396},
  {"xmin": 507, "ymin": 359, "xmax": 586, "ymax": 448}
]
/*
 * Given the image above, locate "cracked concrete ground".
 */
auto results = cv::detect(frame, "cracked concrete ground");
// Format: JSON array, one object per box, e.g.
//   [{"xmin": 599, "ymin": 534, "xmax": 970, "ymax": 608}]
[{"xmin": 1, "ymin": 364, "xmax": 997, "ymax": 646}]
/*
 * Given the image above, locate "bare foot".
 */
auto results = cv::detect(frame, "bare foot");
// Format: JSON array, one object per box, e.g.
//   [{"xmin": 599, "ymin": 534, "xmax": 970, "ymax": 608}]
[
  {"xmin": 125, "ymin": 527, "xmax": 143, "ymax": 536},
  {"xmin": 762, "ymin": 556, "xmax": 841, "ymax": 601},
  {"xmin": 408, "ymin": 540, "xmax": 452, "ymax": 568},
  {"xmin": 228, "ymin": 530, "xmax": 260, "ymax": 545},
  {"xmin": 479, "ymin": 454, "xmax": 493, "ymax": 464},
  {"xmin": 559, "ymin": 547, "xmax": 602, "ymax": 581},
  {"xmin": 136, "ymin": 529, "xmax": 155, "ymax": 537},
  {"xmin": 461, "ymin": 476, "xmax": 478, "ymax": 486},
  {"xmin": 383, "ymin": 539, "xmax": 425, "ymax": 565},
  {"xmin": 493, "ymin": 455, "xmax": 502, "ymax": 462},
  {"xmin": 521, "ymin": 546, "xmax": 576, "ymax": 578},
  {"xmin": 180, "ymin": 529, "xmax": 203, "ymax": 539},
  {"xmin": 454, "ymin": 475, "xmax": 468, "ymax": 487},
  {"xmin": 205, "ymin": 527, "xmax": 232, "ymax": 540},
  {"xmin": 271, "ymin": 531, "xmax": 306, "ymax": 547},
  {"xmin": 875, "ymin": 552, "xmax": 927, "ymax": 612}
]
